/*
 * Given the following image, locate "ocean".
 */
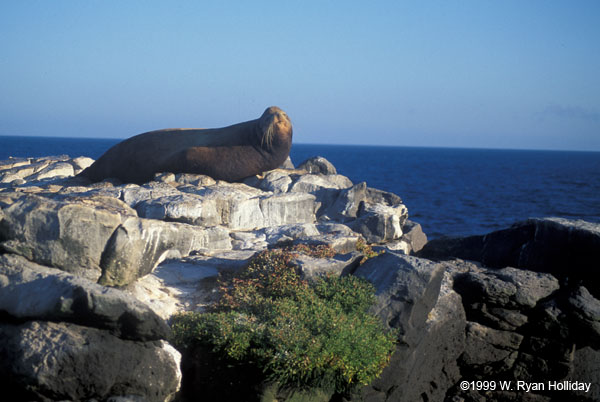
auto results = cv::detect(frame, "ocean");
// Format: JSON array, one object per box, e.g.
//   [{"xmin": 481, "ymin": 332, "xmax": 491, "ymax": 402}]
[{"xmin": 1, "ymin": 135, "xmax": 599, "ymax": 239}]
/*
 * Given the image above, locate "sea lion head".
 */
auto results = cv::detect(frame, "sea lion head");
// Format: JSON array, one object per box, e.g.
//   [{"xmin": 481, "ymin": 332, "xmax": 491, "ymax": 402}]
[{"xmin": 258, "ymin": 106, "xmax": 292, "ymax": 151}]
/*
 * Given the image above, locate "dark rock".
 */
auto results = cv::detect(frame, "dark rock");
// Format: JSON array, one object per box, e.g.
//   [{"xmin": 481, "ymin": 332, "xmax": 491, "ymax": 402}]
[
  {"xmin": 0, "ymin": 321, "xmax": 180, "ymax": 402},
  {"xmin": 354, "ymin": 252, "xmax": 445, "ymax": 341},
  {"xmin": 401, "ymin": 219, "xmax": 428, "ymax": 254},
  {"xmin": 365, "ymin": 187, "xmax": 403, "ymax": 207},
  {"xmin": 454, "ymin": 267, "xmax": 559, "ymax": 310},
  {"xmin": 418, "ymin": 218, "xmax": 600, "ymax": 297},
  {"xmin": 361, "ymin": 269, "xmax": 466, "ymax": 402},
  {"xmin": 568, "ymin": 347, "xmax": 600, "ymax": 402},
  {"xmin": 460, "ymin": 321, "xmax": 522, "ymax": 376},
  {"xmin": 567, "ymin": 286, "xmax": 600, "ymax": 349},
  {"xmin": 417, "ymin": 234, "xmax": 484, "ymax": 261}
]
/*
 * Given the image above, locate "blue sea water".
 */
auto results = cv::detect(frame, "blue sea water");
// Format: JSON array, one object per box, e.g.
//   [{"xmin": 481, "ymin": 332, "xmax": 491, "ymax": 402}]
[{"xmin": 1, "ymin": 135, "xmax": 599, "ymax": 239}]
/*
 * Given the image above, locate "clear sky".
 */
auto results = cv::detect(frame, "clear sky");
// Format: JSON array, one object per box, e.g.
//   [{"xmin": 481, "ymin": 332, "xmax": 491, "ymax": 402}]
[{"xmin": 1, "ymin": 1, "xmax": 599, "ymax": 151}]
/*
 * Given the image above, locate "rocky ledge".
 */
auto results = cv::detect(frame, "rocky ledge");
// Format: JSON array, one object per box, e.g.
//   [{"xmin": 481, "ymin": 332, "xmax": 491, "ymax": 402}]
[{"xmin": 0, "ymin": 155, "xmax": 598, "ymax": 401}]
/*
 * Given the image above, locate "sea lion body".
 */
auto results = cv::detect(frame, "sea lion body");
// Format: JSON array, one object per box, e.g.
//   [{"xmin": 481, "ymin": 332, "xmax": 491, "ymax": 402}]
[{"xmin": 80, "ymin": 106, "xmax": 292, "ymax": 184}]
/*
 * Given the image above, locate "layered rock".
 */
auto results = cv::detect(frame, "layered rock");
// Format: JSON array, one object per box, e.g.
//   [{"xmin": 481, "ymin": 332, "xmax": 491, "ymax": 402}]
[
  {"xmin": 2, "ymin": 154, "xmax": 598, "ymax": 402},
  {"xmin": 0, "ymin": 254, "xmax": 181, "ymax": 402},
  {"xmin": 0, "ymin": 154, "xmax": 419, "ymax": 401},
  {"xmin": 417, "ymin": 218, "xmax": 600, "ymax": 402}
]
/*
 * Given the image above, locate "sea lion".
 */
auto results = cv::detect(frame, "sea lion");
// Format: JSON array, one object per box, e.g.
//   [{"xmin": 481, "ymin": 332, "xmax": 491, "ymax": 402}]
[{"xmin": 79, "ymin": 106, "xmax": 293, "ymax": 184}]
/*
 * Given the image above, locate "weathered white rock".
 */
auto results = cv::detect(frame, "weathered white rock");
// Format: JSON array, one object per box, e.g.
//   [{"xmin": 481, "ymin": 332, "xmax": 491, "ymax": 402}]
[
  {"xmin": 0, "ymin": 194, "xmax": 134, "ymax": 281},
  {"xmin": 136, "ymin": 194, "xmax": 219, "ymax": 226},
  {"xmin": 258, "ymin": 192, "xmax": 317, "ymax": 227},
  {"xmin": 99, "ymin": 217, "xmax": 232, "ymax": 286},
  {"xmin": 186, "ymin": 184, "xmax": 266, "ymax": 229},
  {"xmin": 321, "ymin": 181, "xmax": 367, "ymax": 220},
  {"xmin": 262, "ymin": 223, "xmax": 321, "ymax": 244},
  {"xmin": 71, "ymin": 156, "xmax": 95, "ymax": 172},
  {"xmin": 0, "ymin": 162, "xmax": 45, "ymax": 183},
  {"xmin": 353, "ymin": 202, "xmax": 407, "ymax": 243},
  {"xmin": 0, "ymin": 254, "xmax": 169, "ymax": 341},
  {"xmin": 230, "ymin": 231, "xmax": 268, "ymax": 250},
  {"xmin": 174, "ymin": 173, "xmax": 216, "ymax": 186},
  {"xmin": 297, "ymin": 156, "xmax": 338, "ymax": 175},
  {"xmin": 128, "ymin": 251, "xmax": 256, "ymax": 319},
  {"xmin": 121, "ymin": 182, "xmax": 182, "ymax": 207},
  {"xmin": 258, "ymin": 170, "xmax": 293, "ymax": 193},
  {"xmin": 27, "ymin": 162, "xmax": 75, "ymax": 181}
]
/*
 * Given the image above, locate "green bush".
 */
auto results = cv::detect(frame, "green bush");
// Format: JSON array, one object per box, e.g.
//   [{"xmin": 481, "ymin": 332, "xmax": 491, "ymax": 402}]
[{"xmin": 170, "ymin": 248, "xmax": 396, "ymax": 395}]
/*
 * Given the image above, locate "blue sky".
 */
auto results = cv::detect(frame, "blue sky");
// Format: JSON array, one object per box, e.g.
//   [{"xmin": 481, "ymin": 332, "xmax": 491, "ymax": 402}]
[{"xmin": 1, "ymin": 1, "xmax": 599, "ymax": 151}]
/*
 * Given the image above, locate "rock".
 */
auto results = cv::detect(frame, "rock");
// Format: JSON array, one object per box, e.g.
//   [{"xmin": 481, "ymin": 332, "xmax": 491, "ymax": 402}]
[
  {"xmin": 313, "ymin": 223, "xmax": 361, "ymax": 253},
  {"xmin": 354, "ymin": 252, "xmax": 445, "ymax": 341},
  {"xmin": 0, "ymin": 156, "xmax": 30, "ymax": 170},
  {"xmin": 230, "ymin": 231, "xmax": 268, "ymax": 250},
  {"xmin": 567, "ymin": 286, "xmax": 600, "ymax": 349},
  {"xmin": 128, "ymin": 250, "xmax": 256, "ymax": 319},
  {"xmin": 26, "ymin": 161, "xmax": 75, "ymax": 181},
  {"xmin": 99, "ymin": 217, "xmax": 231, "ymax": 286},
  {"xmin": 288, "ymin": 173, "xmax": 352, "ymax": 216},
  {"xmin": 401, "ymin": 219, "xmax": 428, "ymax": 254},
  {"xmin": 257, "ymin": 170, "xmax": 293, "ymax": 193},
  {"xmin": 121, "ymin": 182, "xmax": 182, "ymax": 208},
  {"xmin": 135, "ymin": 193, "xmax": 219, "ymax": 226},
  {"xmin": 262, "ymin": 223, "xmax": 320, "ymax": 244},
  {"xmin": 174, "ymin": 173, "xmax": 216, "ymax": 186},
  {"xmin": 71, "ymin": 156, "xmax": 95, "ymax": 172},
  {"xmin": 0, "ymin": 321, "xmax": 180, "ymax": 402},
  {"xmin": 0, "ymin": 160, "xmax": 49, "ymax": 183},
  {"xmin": 0, "ymin": 254, "xmax": 169, "ymax": 341},
  {"xmin": 279, "ymin": 155, "xmax": 295, "ymax": 169},
  {"xmin": 0, "ymin": 194, "xmax": 135, "ymax": 281},
  {"xmin": 418, "ymin": 218, "xmax": 600, "ymax": 297},
  {"xmin": 362, "ymin": 269, "xmax": 466, "ymax": 402},
  {"xmin": 417, "ymin": 234, "xmax": 484, "ymax": 262},
  {"xmin": 568, "ymin": 347, "xmax": 600, "ymax": 402},
  {"xmin": 352, "ymin": 202, "xmax": 407, "ymax": 243},
  {"xmin": 259, "ymin": 192, "xmax": 317, "ymax": 227},
  {"xmin": 365, "ymin": 187, "xmax": 403, "ymax": 207},
  {"xmin": 454, "ymin": 267, "xmax": 560, "ymax": 310},
  {"xmin": 322, "ymin": 181, "xmax": 367, "ymax": 221},
  {"xmin": 292, "ymin": 252, "xmax": 363, "ymax": 280},
  {"xmin": 297, "ymin": 156, "xmax": 337, "ymax": 175},
  {"xmin": 460, "ymin": 322, "xmax": 523, "ymax": 373},
  {"xmin": 0, "ymin": 191, "xmax": 232, "ymax": 287},
  {"xmin": 177, "ymin": 184, "xmax": 318, "ymax": 230}
]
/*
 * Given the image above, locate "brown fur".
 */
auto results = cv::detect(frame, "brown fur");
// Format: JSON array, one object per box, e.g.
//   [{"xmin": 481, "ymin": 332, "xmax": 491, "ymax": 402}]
[{"xmin": 79, "ymin": 106, "xmax": 292, "ymax": 184}]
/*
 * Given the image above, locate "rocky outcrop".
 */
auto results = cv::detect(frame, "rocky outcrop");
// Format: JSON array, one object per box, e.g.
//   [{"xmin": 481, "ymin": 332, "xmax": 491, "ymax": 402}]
[
  {"xmin": 418, "ymin": 217, "xmax": 600, "ymax": 296},
  {"xmin": 0, "ymin": 154, "xmax": 418, "ymax": 401},
  {"xmin": 0, "ymin": 254, "xmax": 181, "ymax": 402},
  {"xmin": 2, "ymin": 154, "xmax": 598, "ymax": 402},
  {"xmin": 417, "ymin": 217, "xmax": 600, "ymax": 402}
]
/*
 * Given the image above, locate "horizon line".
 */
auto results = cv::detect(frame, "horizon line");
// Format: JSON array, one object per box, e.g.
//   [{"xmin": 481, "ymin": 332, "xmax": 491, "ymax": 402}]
[{"xmin": 0, "ymin": 133, "xmax": 598, "ymax": 154}]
